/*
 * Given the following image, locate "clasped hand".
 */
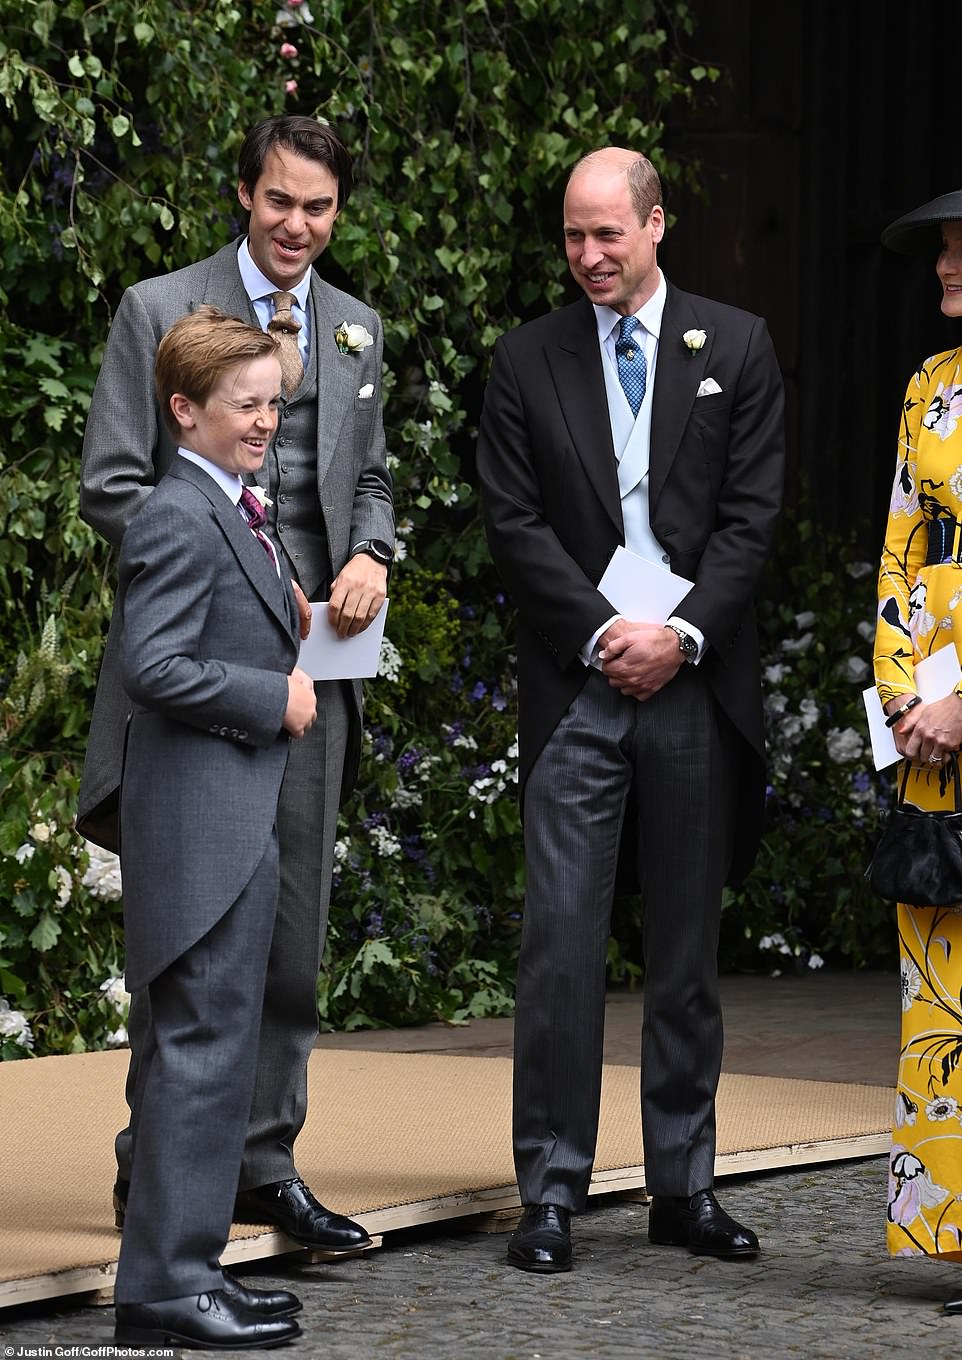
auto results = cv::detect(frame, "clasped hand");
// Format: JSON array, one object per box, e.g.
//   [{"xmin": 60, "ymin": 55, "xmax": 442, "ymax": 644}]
[
  {"xmin": 888, "ymin": 691, "xmax": 962, "ymax": 766},
  {"xmin": 599, "ymin": 620, "xmax": 683, "ymax": 700}
]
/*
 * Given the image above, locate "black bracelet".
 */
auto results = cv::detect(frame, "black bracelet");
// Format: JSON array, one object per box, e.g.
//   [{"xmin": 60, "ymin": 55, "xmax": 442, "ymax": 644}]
[{"xmin": 885, "ymin": 695, "xmax": 922, "ymax": 727}]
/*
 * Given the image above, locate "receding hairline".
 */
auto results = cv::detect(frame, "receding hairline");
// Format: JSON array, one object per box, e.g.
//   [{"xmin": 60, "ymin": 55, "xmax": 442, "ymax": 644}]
[{"xmin": 565, "ymin": 148, "xmax": 664, "ymax": 227}]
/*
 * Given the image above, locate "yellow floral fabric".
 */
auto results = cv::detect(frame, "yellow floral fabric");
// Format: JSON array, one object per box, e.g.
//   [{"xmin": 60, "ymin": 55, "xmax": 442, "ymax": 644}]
[{"xmin": 875, "ymin": 347, "xmax": 962, "ymax": 1260}]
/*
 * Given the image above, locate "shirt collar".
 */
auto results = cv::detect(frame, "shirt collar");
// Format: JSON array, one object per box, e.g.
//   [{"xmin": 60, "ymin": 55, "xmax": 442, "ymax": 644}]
[
  {"xmin": 178, "ymin": 447, "xmax": 245, "ymax": 504},
  {"xmin": 593, "ymin": 269, "xmax": 668, "ymax": 345},
  {"xmin": 238, "ymin": 238, "xmax": 312, "ymax": 310}
]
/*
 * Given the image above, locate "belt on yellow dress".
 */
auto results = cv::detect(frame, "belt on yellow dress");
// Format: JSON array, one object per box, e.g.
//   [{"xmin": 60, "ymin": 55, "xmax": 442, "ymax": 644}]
[{"xmin": 925, "ymin": 517, "xmax": 962, "ymax": 566}]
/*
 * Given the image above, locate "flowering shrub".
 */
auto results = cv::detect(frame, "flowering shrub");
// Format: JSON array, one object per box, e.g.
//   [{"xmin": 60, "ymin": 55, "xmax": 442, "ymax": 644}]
[{"xmin": 718, "ymin": 511, "xmax": 895, "ymax": 972}]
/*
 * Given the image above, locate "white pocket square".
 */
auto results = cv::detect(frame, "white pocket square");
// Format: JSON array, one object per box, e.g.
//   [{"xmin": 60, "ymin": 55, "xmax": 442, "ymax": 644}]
[
  {"xmin": 357, "ymin": 383, "xmax": 375, "ymax": 399},
  {"xmin": 697, "ymin": 378, "xmax": 722, "ymax": 397}
]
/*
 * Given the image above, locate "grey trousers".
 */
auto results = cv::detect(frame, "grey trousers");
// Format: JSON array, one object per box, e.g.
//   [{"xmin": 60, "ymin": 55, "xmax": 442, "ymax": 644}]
[
  {"xmin": 513, "ymin": 665, "xmax": 737, "ymax": 1209},
  {"xmin": 117, "ymin": 679, "xmax": 350, "ymax": 1190},
  {"xmin": 115, "ymin": 837, "xmax": 278, "ymax": 1303}
]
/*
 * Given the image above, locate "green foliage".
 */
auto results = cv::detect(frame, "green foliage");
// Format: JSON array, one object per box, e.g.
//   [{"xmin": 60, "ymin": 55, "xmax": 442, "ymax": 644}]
[
  {"xmin": 721, "ymin": 510, "xmax": 895, "ymax": 973},
  {"xmin": 1, "ymin": 0, "xmax": 722, "ymax": 1053}
]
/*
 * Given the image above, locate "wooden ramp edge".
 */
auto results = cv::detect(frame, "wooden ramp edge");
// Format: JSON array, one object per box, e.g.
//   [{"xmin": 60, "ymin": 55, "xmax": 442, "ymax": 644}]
[{"xmin": 0, "ymin": 1049, "xmax": 893, "ymax": 1309}]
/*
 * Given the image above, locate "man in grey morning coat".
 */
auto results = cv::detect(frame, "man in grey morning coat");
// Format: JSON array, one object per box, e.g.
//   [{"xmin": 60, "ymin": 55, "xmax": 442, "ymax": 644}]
[{"xmin": 78, "ymin": 115, "xmax": 394, "ymax": 1253}]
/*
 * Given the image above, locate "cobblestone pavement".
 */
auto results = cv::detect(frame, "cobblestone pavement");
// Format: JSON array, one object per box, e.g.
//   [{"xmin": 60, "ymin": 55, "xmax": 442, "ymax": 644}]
[{"xmin": 3, "ymin": 1158, "xmax": 961, "ymax": 1360}]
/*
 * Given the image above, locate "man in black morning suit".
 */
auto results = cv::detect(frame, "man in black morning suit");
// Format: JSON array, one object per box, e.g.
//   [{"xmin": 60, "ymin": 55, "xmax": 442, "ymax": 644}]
[{"xmin": 477, "ymin": 148, "xmax": 784, "ymax": 1271}]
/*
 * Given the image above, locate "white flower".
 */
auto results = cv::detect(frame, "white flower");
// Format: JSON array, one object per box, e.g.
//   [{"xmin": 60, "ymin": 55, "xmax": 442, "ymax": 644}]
[
  {"xmin": 807, "ymin": 953, "xmax": 824, "ymax": 969},
  {"xmin": 335, "ymin": 321, "xmax": 374, "ymax": 354},
  {"xmin": 31, "ymin": 821, "xmax": 52, "ymax": 844},
  {"xmin": 390, "ymin": 786, "xmax": 423, "ymax": 810},
  {"xmin": 794, "ymin": 610, "xmax": 817, "ymax": 630},
  {"xmin": 764, "ymin": 663, "xmax": 788, "ymax": 684},
  {"xmin": 333, "ymin": 838, "xmax": 350, "ymax": 864},
  {"xmin": 900, "ymin": 957, "xmax": 922, "ymax": 1011},
  {"xmin": 0, "ymin": 999, "xmax": 34, "ymax": 1050},
  {"xmin": 81, "ymin": 841, "xmax": 123, "ymax": 901},
  {"xmin": 368, "ymin": 825, "xmax": 401, "ymax": 857},
  {"xmin": 926, "ymin": 1095, "xmax": 959, "ymax": 1122},
  {"xmin": 396, "ymin": 518, "xmax": 414, "ymax": 538},
  {"xmin": 106, "ymin": 1027, "xmax": 128, "ymax": 1047},
  {"xmin": 799, "ymin": 697, "xmax": 820, "ymax": 730},
  {"xmin": 846, "ymin": 561, "xmax": 875, "ymax": 580},
  {"xmin": 100, "ymin": 975, "xmax": 130, "ymax": 1013},
  {"xmin": 377, "ymin": 637, "xmax": 403, "ymax": 682},
  {"xmin": 14, "ymin": 843, "xmax": 35, "ymax": 863},
  {"xmin": 248, "ymin": 484, "xmax": 273, "ymax": 509},
  {"xmin": 54, "ymin": 865, "xmax": 72, "ymax": 907},
  {"xmin": 781, "ymin": 633, "xmax": 813, "ymax": 654},
  {"xmin": 856, "ymin": 620, "xmax": 876, "ymax": 642},
  {"xmin": 393, "ymin": 538, "xmax": 408, "ymax": 562},
  {"xmin": 357, "ymin": 383, "xmax": 375, "ymax": 399},
  {"xmin": 826, "ymin": 726, "xmax": 864, "ymax": 763},
  {"xmin": 842, "ymin": 655, "xmax": 870, "ymax": 683},
  {"xmin": 683, "ymin": 328, "xmax": 707, "ymax": 353}
]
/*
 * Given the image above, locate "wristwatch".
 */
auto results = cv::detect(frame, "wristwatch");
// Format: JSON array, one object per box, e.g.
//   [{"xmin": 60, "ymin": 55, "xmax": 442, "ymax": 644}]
[
  {"xmin": 350, "ymin": 538, "xmax": 394, "ymax": 566},
  {"xmin": 666, "ymin": 623, "xmax": 698, "ymax": 663}
]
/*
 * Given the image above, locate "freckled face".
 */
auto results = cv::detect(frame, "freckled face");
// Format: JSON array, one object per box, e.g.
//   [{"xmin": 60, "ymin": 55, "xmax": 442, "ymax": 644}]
[
  {"xmin": 563, "ymin": 165, "xmax": 665, "ymax": 316},
  {"xmin": 238, "ymin": 146, "xmax": 339, "ymax": 289},
  {"xmin": 937, "ymin": 221, "xmax": 962, "ymax": 318}
]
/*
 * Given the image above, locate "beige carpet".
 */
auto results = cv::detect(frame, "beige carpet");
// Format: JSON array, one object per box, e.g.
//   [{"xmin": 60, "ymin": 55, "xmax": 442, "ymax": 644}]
[{"xmin": 0, "ymin": 1048, "xmax": 893, "ymax": 1303}]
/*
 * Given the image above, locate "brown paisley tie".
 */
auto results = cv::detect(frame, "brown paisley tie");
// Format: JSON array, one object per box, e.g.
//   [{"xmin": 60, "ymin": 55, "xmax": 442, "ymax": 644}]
[{"xmin": 267, "ymin": 291, "xmax": 305, "ymax": 397}]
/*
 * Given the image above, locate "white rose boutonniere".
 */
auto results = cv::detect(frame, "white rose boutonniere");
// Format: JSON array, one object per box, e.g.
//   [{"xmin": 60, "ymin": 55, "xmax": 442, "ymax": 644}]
[
  {"xmin": 683, "ymin": 329, "xmax": 707, "ymax": 354},
  {"xmin": 357, "ymin": 383, "xmax": 375, "ymax": 399},
  {"xmin": 248, "ymin": 484, "xmax": 273, "ymax": 508},
  {"xmin": 335, "ymin": 321, "xmax": 375, "ymax": 355}
]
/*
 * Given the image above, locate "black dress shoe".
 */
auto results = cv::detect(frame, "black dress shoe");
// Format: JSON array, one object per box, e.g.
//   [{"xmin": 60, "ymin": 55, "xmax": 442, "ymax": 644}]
[
  {"xmin": 648, "ymin": 1188, "xmax": 759, "ymax": 1258},
  {"xmin": 234, "ymin": 1176, "xmax": 373, "ymax": 1253},
  {"xmin": 221, "ymin": 1270, "xmax": 301, "ymax": 1317},
  {"xmin": 114, "ymin": 1289, "xmax": 301, "ymax": 1349},
  {"xmin": 506, "ymin": 1203, "xmax": 573, "ymax": 1273},
  {"xmin": 943, "ymin": 1295, "xmax": 962, "ymax": 1315}
]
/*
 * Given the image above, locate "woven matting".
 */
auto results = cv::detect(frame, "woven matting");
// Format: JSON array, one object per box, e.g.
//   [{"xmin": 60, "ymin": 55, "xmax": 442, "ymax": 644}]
[{"xmin": 0, "ymin": 1048, "xmax": 892, "ymax": 1305}]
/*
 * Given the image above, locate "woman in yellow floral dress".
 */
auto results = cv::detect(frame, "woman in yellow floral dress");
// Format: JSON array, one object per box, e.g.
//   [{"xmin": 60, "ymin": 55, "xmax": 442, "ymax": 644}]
[{"xmin": 875, "ymin": 190, "xmax": 962, "ymax": 1309}]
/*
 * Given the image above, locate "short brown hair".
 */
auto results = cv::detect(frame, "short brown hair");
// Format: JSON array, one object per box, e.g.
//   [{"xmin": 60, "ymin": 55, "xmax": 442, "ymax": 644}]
[
  {"xmin": 238, "ymin": 115, "xmax": 353, "ymax": 212},
  {"xmin": 155, "ymin": 306, "xmax": 279, "ymax": 436}
]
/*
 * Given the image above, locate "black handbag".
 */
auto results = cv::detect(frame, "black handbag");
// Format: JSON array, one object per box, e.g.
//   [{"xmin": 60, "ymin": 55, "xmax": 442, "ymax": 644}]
[{"xmin": 866, "ymin": 757, "xmax": 962, "ymax": 906}]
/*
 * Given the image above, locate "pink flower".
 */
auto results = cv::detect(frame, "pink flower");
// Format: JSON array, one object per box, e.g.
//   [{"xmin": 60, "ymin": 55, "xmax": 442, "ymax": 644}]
[
  {"xmin": 285, "ymin": 79, "xmax": 298, "ymax": 94},
  {"xmin": 287, "ymin": 0, "xmax": 303, "ymax": 6},
  {"xmin": 280, "ymin": 42, "xmax": 298, "ymax": 57}
]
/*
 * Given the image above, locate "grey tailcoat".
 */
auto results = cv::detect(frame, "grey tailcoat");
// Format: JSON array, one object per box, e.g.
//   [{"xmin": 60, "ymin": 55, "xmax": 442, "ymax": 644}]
[
  {"xmin": 78, "ymin": 238, "xmax": 394, "ymax": 851},
  {"xmin": 118, "ymin": 457, "xmax": 299, "ymax": 991}
]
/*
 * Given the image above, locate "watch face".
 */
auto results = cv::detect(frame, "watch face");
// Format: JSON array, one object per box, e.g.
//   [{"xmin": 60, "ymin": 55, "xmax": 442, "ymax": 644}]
[{"xmin": 369, "ymin": 538, "xmax": 394, "ymax": 563}]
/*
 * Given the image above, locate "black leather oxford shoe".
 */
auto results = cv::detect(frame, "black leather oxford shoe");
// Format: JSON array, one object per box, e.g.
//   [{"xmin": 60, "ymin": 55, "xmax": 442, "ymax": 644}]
[
  {"xmin": 506, "ymin": 1203, "xmax": 573, "ymax": 1273},
  {"xmin": 234, "ymin": 1176, "xmax": 373, "ymax": 1254},
  {"xmin": 221, "ymin": 1270, "xmax": 301, "ymax": 1317},
  {"xmin": 648, "ymin": 1188, "xmax": 759, "ymax": 1258},
  {"xmin": 114, "ymin": 1289, "xmax": 301, "ymax": 1349},
  {"xmin": 943, "ymin": 1295, "xmax": 962, "ymax": 1315}
]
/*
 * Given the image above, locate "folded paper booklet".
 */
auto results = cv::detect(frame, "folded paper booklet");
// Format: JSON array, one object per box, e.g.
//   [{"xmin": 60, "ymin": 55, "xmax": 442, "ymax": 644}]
[
  {"xmin": 862, "ymin": 644, "xmax": 962, "ymax": 771},
  {"xmin": 298, "ymin": 599, "xmax": 389, "ymax": 681},
  {"xmin": 597, "ymin": 545, "xmax": 693, "ymax": 622}
]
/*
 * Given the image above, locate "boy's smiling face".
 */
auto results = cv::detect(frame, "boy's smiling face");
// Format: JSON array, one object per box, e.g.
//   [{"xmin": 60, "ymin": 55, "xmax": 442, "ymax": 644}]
[{"xmin": 170, "ymin": 354, "xmax": 283, "ymax": 476}]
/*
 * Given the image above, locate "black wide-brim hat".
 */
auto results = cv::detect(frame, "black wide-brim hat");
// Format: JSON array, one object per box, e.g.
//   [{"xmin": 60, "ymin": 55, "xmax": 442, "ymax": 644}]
[{"xmin": 882, "ymin": 190, "xmax": 962, "ymax": 255}]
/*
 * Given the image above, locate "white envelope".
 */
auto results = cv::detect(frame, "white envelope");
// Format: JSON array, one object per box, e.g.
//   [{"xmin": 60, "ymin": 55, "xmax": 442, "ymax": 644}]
[
  {"xmin": 697, "ymin": 378, "xmax": 722, "ymax": 397},
  {"xmin": 862, "ymin": 643, "xmax": 962, "ymax": 770},
  {"xmin": 597, "ymin": 546, "xmax": 692, "ymax": 623},
  {"xmin": 298, "ymin": 599, "xmax": 389, "ymax": 680}
]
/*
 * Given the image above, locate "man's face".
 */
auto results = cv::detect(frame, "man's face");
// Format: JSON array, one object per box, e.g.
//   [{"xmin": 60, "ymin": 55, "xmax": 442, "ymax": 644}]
[
  {"xmin": 238, "ymin": 146, "xmax": 340, "ymax": 288},
  {"xmin": 563, "ymin": 166, "xmax": 664, "ymax": 316},
  {"xmin": 937, "ymin": 221, "xmax": 962, "ymax": 319},
  {"xmin": 172, "ymin": 355, "xmax": 282, "ymax": 476}
]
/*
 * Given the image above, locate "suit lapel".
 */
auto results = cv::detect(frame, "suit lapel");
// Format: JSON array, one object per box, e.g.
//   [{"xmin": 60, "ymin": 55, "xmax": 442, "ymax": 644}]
[
  {"xmin": 649, "ymin": 284, "xmax": 712, "ymax": 510},
  {"xmin": 192, "ymin": 239, "xmax": 258, "ymax": 325},
  {"xmin": 309, "ymin": 275, "xmax": 357, "ymax": 487},
  {"xmin": 545, "ymin": 299, "xmax": 623, "ymax": 536},
  {"xmin": 169, "ymin": 461, "xmax": 296, "ymax": 641}
]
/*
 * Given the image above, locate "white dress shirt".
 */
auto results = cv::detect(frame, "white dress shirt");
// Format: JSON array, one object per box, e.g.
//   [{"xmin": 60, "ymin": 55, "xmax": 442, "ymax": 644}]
[{"xmin": 237, "ymin": 239, "xmax": 312, "ymax": 366}]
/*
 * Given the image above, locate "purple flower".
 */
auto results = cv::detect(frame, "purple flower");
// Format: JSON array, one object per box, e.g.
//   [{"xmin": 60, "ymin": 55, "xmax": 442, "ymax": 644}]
[
  {"xmin": 491, "ymin": 687, "xmax": 507, "ymax": 712},
  {"xmin": 470, "ymin": 681, "xmax": 487, "ymax": 701}
]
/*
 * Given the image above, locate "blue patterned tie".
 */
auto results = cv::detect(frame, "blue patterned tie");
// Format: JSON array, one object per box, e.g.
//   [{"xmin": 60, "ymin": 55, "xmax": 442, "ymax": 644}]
[{"xmin": 615, "ymin": 315, "xmax": 647, "ymax": 418}]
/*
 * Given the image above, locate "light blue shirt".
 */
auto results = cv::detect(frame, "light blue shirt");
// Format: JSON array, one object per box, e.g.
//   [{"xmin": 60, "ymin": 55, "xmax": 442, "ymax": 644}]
[{"xmin": 237, "ymin": 239, "xmax": 312, "ymax": 367}]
